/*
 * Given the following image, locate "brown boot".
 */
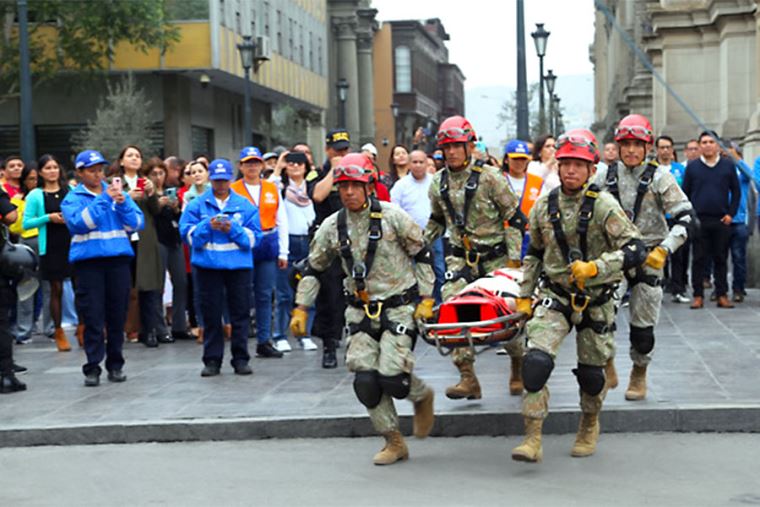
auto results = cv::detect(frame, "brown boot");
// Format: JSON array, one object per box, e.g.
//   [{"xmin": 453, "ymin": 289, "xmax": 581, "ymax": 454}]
[
  {"xmin": 605, "ymin": 358, "xmax": 618, "ymax": 390},
  {"xmin": 75, "ymin": 324, "xmax": 85, "ymax": 348},
  {"xmin": 625, "ymin": 365, "xmax": 647, "ymax": 401},
  {"xmin": 509, "ymin": 356, "xmax": 524, "ymax": 395},
  {"xmin": 413, "ymin": 387, "xmax": 435, "ymax": 438},
  {"xmin": 511, "ymin": 417, "xmax": 543, "ymax": 463},
  {"xmin": 717, "ymin": 295, "xmax": 735, "ymax": 308},
  {"xmin": 373, "ymin": 431, "xmax": 409, "ymax": 465},
  {"xmin": 445, "ymin": 362, "xmax": 482, "ymax": 400},
  {"xmin": 54, "ymin": 327, "xmax": 71, "ymax": 352},
  {"xmin": 690, "ymin": 296, "xmax": 704, "ymax": 309},
  {"xmin": 223, "ymin": 324, "xmax": 232, "ymax": 341},
  {"xmin": 571, "ymin": 412, "xmax": 600, "ymax": 457},
  {"xmin": 196, "ymin": 327, "xmax": 204, "ymax": 345}
]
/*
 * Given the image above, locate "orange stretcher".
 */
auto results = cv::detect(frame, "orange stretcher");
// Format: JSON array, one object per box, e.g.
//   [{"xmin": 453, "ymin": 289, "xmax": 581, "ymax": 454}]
[{"xmin": 419, "ymin": 268, "xmax": 528, "ymax": 356}]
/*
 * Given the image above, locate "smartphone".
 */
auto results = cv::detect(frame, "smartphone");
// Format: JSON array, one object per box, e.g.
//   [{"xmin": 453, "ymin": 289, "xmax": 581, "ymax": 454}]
[
  {"xmin": 136, "ymin": 178, "xmax": 146, "ymax": 191},
  {"xmin": 111, "ymin": 177, "xmax": 122, "ymax": 192},
  {"xmin": 214, "ymin": 213, "xmax": 230, "ymax": 223},
  {"xmin": 166, "ymin": 187, "xmax": 177, "ymax": 200}
]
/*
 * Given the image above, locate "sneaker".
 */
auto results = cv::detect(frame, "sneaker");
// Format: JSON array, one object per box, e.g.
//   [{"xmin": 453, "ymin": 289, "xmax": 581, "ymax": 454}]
[
  {"xmin": 107, "ymin": 370, "xmax": 127, "ymax": 383},
  {"xmin": 672, "ymin": 293, "xmax": 691, "ymax": 304},
  {"xmin": 256, "ymin": 342, "xmax": 284, "ymax": 358},
  {"xmin": 84, "ymin": 373, "xmax": 100, "ymax": 387},
  {"xmin": 300, "ymin": 337, "xmax": 318, "ymax": 351},
  {"xmin": 13, "ymin": 363, "xmax": 28, "ymax": 375},
  {"xmin": 15, "ymin": 336, "xmax": 31, "ymax": 345},
  {"xmin": 201, "ymin": 364, "xmax": 221, "ymax": 377},
  {"xmin": 233, "ymin": 363, "xmax": 253, "ymax": 375},
  {"xmin": 733, "ymin": 292, "xmax": 745, "ymax": 303},
  {"xmin": 495, "ymin": 348, "xmax": 508, "ymax": 355},
  {"xmin": 274, "ymin": 339, "xmax": 292, "ymax": 353}
]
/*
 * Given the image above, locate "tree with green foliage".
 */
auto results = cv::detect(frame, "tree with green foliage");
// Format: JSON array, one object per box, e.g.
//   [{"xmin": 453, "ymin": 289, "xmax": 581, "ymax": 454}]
[
  {"xmin": 496, "ymin": 83, "xmax": 562, "ymax": 144},
  {"xmin": 0, "ymin": 0, "xmax": 180, "ymax": 102},
  {"xmin": 73, "ymin": 74, "xmax": 158, "ymax": 160}
]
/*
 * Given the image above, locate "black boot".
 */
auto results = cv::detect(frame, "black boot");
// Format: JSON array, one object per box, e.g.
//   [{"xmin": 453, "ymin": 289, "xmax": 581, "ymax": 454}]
[
  {"xmin": 141, "ymin": 332, "xmax": 158, "ymax": 348},
  {"xmin": 322, "ymin": 339, "xmax": 338, "ymax": 369},
  {"xmin": 0, "ymin": 374, "xmax": 27, "ymax": 393}
]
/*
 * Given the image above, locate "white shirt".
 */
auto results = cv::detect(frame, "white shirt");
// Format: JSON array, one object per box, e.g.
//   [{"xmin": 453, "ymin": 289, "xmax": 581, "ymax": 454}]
[
  {"xmin": 528, "ymin": 161, "xmax": 561, "ymax": 192},
  {"xmin": 506, "ymin": 174, "xmax": 526, "ymax": 198},
  {"xmin": 390, "ymin": 173, "xmax": 432, "ymax": 230},
  {"xmin": 243, "ymin": 181, "xmax": 289, "ymax": 260},
  {"xmin": 269, "ymin": 175, "xmax": 315, "ymax": 237}
]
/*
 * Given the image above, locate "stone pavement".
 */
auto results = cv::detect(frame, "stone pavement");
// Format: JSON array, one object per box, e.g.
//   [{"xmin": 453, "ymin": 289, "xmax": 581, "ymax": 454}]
[{"xmin": 2, "ymin": 291, "xmax": 760, "ymax": 447}]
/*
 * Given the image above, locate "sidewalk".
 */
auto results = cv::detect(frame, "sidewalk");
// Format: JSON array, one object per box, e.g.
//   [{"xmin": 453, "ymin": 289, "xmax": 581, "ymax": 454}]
[{"xmin": 2, "ymin": 292, "xmax": 759, "ymax": 447}]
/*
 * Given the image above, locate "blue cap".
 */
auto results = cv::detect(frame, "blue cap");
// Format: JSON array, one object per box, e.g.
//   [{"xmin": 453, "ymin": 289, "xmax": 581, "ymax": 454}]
[
  {"xmin": 75, "ymin": 150, "xmax": 108, "ymax": 169},
  {"xmin": 208, "ymin": 159, "xmax": 234, "ymax": 180},
  {"xmin": 239, "ymin": 146, "xmax": 263, "ymax": 162},
  {"xmin": 433, "ymin": 153, "xmax": 444, "ymax": 160},
  {"xmin": 505, "ymin": 139, "xmax": 531, "ymax": 159}
]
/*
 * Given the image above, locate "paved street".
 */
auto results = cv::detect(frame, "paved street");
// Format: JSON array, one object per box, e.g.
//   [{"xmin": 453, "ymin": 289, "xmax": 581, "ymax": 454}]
[
  {"xmin": 2, "ymin": 292, "xmax": 760, "ymax": 446},
  {"xmin": 1, "ymin": 434, "xmax": 759, "ymax": 506}
]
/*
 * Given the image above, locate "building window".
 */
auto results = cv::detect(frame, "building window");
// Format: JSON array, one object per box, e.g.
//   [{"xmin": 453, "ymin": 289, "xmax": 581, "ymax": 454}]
[
  {"xmin": 219, "ymin": 0, "xmax": 225, "ymax": 26},
  {"xmin": 308, "ymin": 31, "xmax": 314, "ymax": 71},
  {"xmin": 235, "ymin": 11, "xmax": 241, "ymax": 33},
  {"xmin": 288, "ymin": 18, "xmax": 294, "ymax": 60},
  {"xmin": 318, "ymin": 37, "xmax": 323, "ymax": 75},
  {"xmin": 299, "ymin": 26, "xmax": 304, "ymax": 66},
  {"xmin": 263, "ymin": 1, "xmax": 270, "ymax": 36},
  {"xmin": 395, "ymin": 46, "xmax": 412, "ymax": 93},
  {"xmin": 276, "ymin": 10, "xmax": 282, "ymax": 53},
  {"xmin": 191, "ymin": 126, "xmax": 215, "ymax": 159}
]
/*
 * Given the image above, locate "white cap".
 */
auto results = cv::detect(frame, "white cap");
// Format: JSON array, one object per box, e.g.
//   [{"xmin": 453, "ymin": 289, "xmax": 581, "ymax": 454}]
[{"xmin": 361, "ymin": 143, "xmax": 378, "ymax": 157}]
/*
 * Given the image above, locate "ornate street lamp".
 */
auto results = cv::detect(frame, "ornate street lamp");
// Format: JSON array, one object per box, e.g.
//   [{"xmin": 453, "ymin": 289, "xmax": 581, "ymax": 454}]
[
  {"xmin": 531, "ymin": 23, "xmax": 550, "ymax": 134},
  {"xmin": 336, "ymin": 78, "xmax": 349, "ymax": 129},
  {"xmin": 545, "ymin": 69, "xmax": 557, "ymax": 136},
  {"xmin": 390, "ymin": 102, "xmax": 399, "ymax": 144},
  {"xmin": 237, "ymin": 35, "xmax": 256, "ymax": 145}
]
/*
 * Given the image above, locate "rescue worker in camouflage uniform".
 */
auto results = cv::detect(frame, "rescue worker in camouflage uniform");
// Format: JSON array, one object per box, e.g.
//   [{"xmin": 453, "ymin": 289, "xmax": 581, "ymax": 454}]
[
  {"xmin": 424, "ymin": 115, "xmax": 526, "ymax": 399},
  {"xmin": 290, "ymin": 153, "xmax": 436, "ymax": 466},
  {"xmin": 593, "ymin": 114, "xmax": 692, "ymax": 401},
  {"xmin": 511, "ymin": 129, "xmax": 645, "ymax": 463}
]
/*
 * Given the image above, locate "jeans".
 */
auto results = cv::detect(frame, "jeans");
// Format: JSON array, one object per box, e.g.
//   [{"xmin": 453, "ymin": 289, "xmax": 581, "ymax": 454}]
[
  {"xmin": 74, "ymin": 256, "xmax": 131, "ymax": 376},
  {"xmin": 274, "ymin": 235, "xmax": 314, "ymax": 340},
  {"xmin": 13, "ymin": 236, "xmax": 52, "ymax": 340},
  {"xmin": 669, "ymin": 238, "xmax": 690, "ymax": 295},
  {"xmin": 196, "ymin": 267, "xmax": 252, "ymax": 367},
  {"xmin": 729, "ymin": 223, "xmax": 749, "ymax": 292},
  {"xmin": 432, "ymin": 238, "xmax": 445, "ymax": 304},
  {"xmin": 159, "ymin": 243, "xmax": 188, "ymax": 332},
  {"xmin": 691, "ymin": 217, "xmax": 731, "ymax": 297},
  {"xmin": 253, "ymin": 258, "xmax": 277, "ymax": 344}
]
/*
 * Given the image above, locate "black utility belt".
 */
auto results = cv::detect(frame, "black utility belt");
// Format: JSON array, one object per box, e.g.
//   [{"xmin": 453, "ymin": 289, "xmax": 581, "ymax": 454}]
[
  {"xmin": 450, "ymin": 242, "xmax": 507, "ymax": 262},
  {"xmin": 346, "ymin": 285, "xmax": 419, "ymax": 311},
  {"xmin": 541, "ymin": 278, "xmax": 615, "ymax": 307}
]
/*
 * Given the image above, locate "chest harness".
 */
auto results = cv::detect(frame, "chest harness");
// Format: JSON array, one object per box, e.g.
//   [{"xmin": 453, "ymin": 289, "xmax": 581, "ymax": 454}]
[
  {"xmin": 539, "ymin": 184, "xmax": 616, "ymax": 334},
  {"xmin": 605, "ymin": 161, "xmax": 661, "ymax": 288},
  {"xmin": 337, "ymin": 197, "xmax": 418, "ymax": 343}
]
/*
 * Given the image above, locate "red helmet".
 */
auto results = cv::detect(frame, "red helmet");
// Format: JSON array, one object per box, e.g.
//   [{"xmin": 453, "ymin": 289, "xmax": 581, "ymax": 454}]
[
  {"xmin": 436, "ymin": 115, "xmax": 476, "ymax": 146},
  {"xmin": 555, "ymin": 128, "xmax": 599, "ymax": 164},
  {"xmin": 614, "ymin": 114, "xmax": 653, "ymax": 144},
  {"xmin": 333, "ymin": 153, "xmax": 373, "ymax": 184}
]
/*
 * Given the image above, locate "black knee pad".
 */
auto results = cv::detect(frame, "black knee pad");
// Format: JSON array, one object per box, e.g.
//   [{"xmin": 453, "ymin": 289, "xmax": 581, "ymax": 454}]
[
  {"xmin": 630, "ymin": 325, "xmax": 655, "ymax": 354},
  {"xmin": 353, "ymin": 370, "xmax": 382, "ymax": 408},
  {"xmin": 573, "ymin": 363, "xmax": 606, "ymax": 396},
  {"xmin": 378, "ymin": 373, "xmax": 411, "ymax": 400},
  {"xmin": 522, "ymin": 349, "xmax": 555, "ymax": 393}
]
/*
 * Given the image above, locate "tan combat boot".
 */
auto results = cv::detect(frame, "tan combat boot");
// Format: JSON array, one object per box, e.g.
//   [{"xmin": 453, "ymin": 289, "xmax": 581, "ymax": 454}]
[
  {"xmin": 445, "ymin": 362, "xmax": 482, "ymax": 400},
  {"xmin": 625, "ymin": 365, "xmax": 647, "ymax": 401},
  {"xmin": 413, "ymin": 387, "xmax": 435, "ymax": 438},
  {"xmin": 54, "ymin": 327, "xmax": 71, "ymax": 352},
  {"xmin": 511, "ymin": 417, "xmax": 543, "ymax": 463},
  {"xmin": 571, "ymin": 412, "xmax": 600, "ymax": 457},
  {"xmin": 509, "ymin": 356, "xmax": 524, "ymax": 395},
  {"xmin": 605, "ymin": 357, "xmax": 618, "ymax": 390},
  {"xmin": 373, "ymin": 431, "xmax": 409, "ymax": 465}
]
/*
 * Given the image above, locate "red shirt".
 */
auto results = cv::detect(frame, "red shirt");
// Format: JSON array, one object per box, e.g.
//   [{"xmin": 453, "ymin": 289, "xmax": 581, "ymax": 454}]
[
  {"xmin": 375, "ymin": 182, "xmax": 390, "ymax": 202},
  {"xmin": 3, "ymin": 182, "xmax": 20, "ymax": 199}
]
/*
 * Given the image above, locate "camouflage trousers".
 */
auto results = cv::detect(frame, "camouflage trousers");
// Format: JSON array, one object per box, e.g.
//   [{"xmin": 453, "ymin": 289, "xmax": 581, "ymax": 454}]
[
  {"xmin": 441, "ymin": 254, "xmax": 524, "ymax": 366},
  {"xmin": 617, "ymin": 265, "xmax": 663, "ymax": 367},
  {"xmin": 344, "ymin": 304, "xmax": 428, "ymax": 434},
  {"xmin": 522, "ymin": 288, "xmax": 616, "ymax": 419}
]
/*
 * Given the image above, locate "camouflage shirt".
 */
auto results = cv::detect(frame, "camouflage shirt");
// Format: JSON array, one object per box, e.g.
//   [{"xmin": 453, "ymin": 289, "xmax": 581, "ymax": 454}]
[
  {"xmin": 520, "ymin": 187, "xmax": 642, "ymax": 298},
  {"xmin": 424, "ymin": 158, "xmax": 520, "ymax": 251},
  {"xmin": 593, "ymin": 162, "xmax": 691, "ymax": 252},
  {"xmin": 295, "ymin": 200, "xmax": 434, "ymax": 307}
]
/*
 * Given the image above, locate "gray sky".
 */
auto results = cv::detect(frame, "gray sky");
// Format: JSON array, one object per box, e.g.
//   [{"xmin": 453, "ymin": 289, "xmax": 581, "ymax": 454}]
[{"xmin": 372, "ymin": 0, "xmax": 596, "ymax": 89}]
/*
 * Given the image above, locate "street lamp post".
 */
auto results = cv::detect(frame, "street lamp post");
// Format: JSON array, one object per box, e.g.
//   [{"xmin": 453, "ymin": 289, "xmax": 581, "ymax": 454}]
[
  {"xmin": 531, "ymin": 23, "xmax": 550, "ymax": 135},
  {"xmin": 18, "ymin": 0, "xmax": 35, "ymax": 161},
  {"xmin": 337, "ymin": 78, "xmax": 349, "ymax": 129},
  {"xmin": 390, "ymin": 102, "xmax": 399, "ymax": 144},
  {"xmin": 237, "ymin": 35, "xmax": 256, "ymax": 146},
  {"xmin": 515, "ymin": 0, "xmax": 529, "ymax": 139},
  {"xmin": 544, "ymin": 70, "xmax": 557, "ymax": 136}
]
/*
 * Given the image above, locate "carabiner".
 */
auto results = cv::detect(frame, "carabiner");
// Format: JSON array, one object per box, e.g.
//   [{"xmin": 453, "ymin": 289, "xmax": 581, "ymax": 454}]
[{"xmin": 364, "ymin": 301, "xmax": 383, "ymax": 320}]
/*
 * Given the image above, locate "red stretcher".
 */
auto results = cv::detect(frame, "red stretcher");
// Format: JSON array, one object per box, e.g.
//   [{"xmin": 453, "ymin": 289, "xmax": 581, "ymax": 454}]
[{"xmin": 419, "ymin": 267, "xmax": 528, "ymax": 356}]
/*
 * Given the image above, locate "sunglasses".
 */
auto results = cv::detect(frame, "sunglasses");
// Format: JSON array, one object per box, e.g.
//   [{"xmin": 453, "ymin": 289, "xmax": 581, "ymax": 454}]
[
  {"xmin": 436, "ymin": 127, "xmax": 471, "ymax": 143},
  {"xmin": 615, "ymin": 125, "xmax": 652, "ymax": 142}
]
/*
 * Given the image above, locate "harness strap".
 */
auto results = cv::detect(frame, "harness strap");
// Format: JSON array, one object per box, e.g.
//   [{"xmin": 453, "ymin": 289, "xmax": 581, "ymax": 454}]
[
  {"xmin": 537, "ymin": 295, "xmax": 615, "ymax": 335},
  {"xmin": 450, "ymin": 242, "xmax": 507, "ymax": 264},
  {"xmin": 547, "ymin": 184, "xmax": 600, "ymax": 262},
  {"xmin": 346, "ymin": 285, "xmax": 419, "ymax": 310},
  {"xmin": 439, "ymin": 159, "xmax": 485, "ymax": 241},
  {"xmin": 625, "ymin": 265, "xmax": 661, "ymax": 288},
  {"xmin": 337, "ymin": 197, "xmax": 383, "ymax": 303},
  {"xmin": 605, "ymin": 161, "xmax": 620, "ymax": 204},
  {"xmin": 605, "ymin": 161, "xmax": 657, "ymax": 224}
]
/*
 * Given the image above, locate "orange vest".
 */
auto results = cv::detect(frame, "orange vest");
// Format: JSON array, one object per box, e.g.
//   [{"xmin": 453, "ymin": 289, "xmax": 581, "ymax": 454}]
[
  {"xmin": 504, "ymin": 172, "xmax": 544, "ymax": 229},
  {"xmin": 231, "ymin": 179, "xmax": 279, "ymax": 230}
]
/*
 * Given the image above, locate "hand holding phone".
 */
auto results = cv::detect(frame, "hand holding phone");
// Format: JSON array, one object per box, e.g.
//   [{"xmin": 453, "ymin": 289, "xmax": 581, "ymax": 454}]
[
  {"xmin": 136, "ymin": 178, "xmax": 146, "ymax": 191},
  {"xmin": 111, "ymin": 177, "xmax": 122, "ymax": 192}
]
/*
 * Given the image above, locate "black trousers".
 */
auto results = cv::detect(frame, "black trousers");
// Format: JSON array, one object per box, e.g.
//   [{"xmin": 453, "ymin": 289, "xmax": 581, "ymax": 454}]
[
  {"xmin": 669, "ymin": 237, "xmax": 690, "ymax": 295},
  {"xmin": 311, "ymin": 258, "xmax": 345, "ymax": 351},
  {"xmin": 0, "ymin": 279, "xmax": 15, "ymax": 375},
  {"xmin": 691, "ymin": 217, "xmax": 731, "ymax": 298}
]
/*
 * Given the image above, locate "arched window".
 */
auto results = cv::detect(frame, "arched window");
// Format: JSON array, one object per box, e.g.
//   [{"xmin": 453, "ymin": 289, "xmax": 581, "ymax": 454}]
[{"xmin": 395, "ymin": 46, "xmax": 411, "ymax": 93}]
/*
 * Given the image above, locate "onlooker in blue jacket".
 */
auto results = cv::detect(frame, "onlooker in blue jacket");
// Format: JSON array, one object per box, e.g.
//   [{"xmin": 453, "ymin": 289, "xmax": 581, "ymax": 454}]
[
  {"xmin": 61, "ymin": 150, "xmax": 144, "ymax": 387},
  {"xmin": 179, "ymin": 159, "xmax": 262, "ymax": 377},
  {"xmin": 727, "ymin": 142, "xmax": 755, "ymax": 303}
]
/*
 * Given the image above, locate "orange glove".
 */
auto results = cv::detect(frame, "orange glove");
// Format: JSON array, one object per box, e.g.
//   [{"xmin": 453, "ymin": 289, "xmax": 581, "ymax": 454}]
[
  {"xmin": 289, "ymin": 307, "xmax": 309, "ymax": 337},
  {"xmin": 570, "ymin": 260, "xmax": 598, "ymax": 290},
  {"xmin": 506, "ymin": 260, "xmax": 522, "ymax": 268},
  {"xmin": 414, "ymin": 298, "xmax": 435, "ymax": 321},
  {"xmin": 645, "ymin": 246, "xmax": 668, "ymax": 270},
  {"xmin": 516, "ymin": 297, "xmax": 533, "ymax": 318}
]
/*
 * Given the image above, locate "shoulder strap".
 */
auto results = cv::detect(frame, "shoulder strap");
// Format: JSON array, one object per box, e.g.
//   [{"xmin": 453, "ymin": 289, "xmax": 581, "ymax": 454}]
[
  {"xmin": 631, "ymin": 162, "xmax": 657, "ymax": 224},
  {"xmin": 547, "ymin": 187, "xmax": 571, "ymax": 263},
  {"xmin": 364, "ymin": 197, "xmax": 383, "ymax": 277},
  {"xmin": 338, "ymin": 198, "xmax": 384, "ymax": 302},
  {"xmin": 577, "ymin": 184, "xmax": 599, "ymax": 260},
  {"xmin": 438, "ymin": 160, "xmax": 484, "ymax": 239},
  {"xmin": 605, "ymin": 161, "xmax": 621, "ymax": 205},
  {"xmin": 337, "ymin": 208, "xmax": 354, "ymax": 275}
]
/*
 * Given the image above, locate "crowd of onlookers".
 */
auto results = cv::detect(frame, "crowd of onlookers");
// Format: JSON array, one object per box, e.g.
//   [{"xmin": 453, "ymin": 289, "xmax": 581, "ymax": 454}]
[{"xmin": 1, "ymin": 124, "xmax": 758, "ymax": 392}]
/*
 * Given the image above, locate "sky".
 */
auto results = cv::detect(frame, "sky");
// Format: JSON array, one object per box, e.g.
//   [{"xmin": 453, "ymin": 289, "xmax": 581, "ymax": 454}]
[{"xmin": 372, "ymin": 0, "xmax": 596, "ymax": 90}]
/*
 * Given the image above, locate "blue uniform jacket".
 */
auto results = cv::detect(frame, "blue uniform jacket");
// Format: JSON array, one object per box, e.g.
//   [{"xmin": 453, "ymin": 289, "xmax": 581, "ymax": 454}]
[
  {"xmin": 179, "ymin": 188, "xmax": 261, "ymax": 270},
  {"xmin": 61, "ymin": 182, "xmax": 144, "ymax": 263}
]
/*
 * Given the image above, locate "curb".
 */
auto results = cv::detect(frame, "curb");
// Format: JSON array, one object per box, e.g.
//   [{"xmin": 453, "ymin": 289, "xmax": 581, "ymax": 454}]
[{"xmin": 2, "ymin": 405, "xmax": 759, "ymax": 448}]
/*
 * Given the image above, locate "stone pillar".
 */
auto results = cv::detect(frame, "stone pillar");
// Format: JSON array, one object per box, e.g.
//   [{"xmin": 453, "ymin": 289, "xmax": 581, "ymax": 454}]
[
  {"xmin": 356, "ymin": 8, "xmax": 378, "ymax": 146},
  {"xmin": 333, "ymin": 16, "xmax": 361, "ymax": 146},
  {"xmin": 163, "ymin": 74, "xmax": 192, "ymax": 158}
]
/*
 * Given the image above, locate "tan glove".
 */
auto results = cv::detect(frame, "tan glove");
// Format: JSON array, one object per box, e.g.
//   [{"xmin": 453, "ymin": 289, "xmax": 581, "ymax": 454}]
[
  {"xmin": 414, "ymin": 298, "xmax": 435, "ymax": 321},
  {"xmin": 645, "ymin": 246, "xmax": 668, "ymax": 270},
  {"xmin": 516, "ymin": 297, "xmax": 533, "ymax": 318},
  {"xmin": 506, "ymin": 260, "xmax": 521, "ymax": 268},
  {"xmin": 289, "ymin": 307, "xmax": 309, "ymax": 337},
  {"xmin": 570, "ymin": 260, "xmax": 598, "ymax": 290}
]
